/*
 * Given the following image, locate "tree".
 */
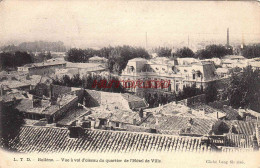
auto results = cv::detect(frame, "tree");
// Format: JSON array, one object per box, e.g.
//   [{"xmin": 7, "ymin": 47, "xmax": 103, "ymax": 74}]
[
  {"xmin": 0, "ymin": 102, "xmax": 25, "ymax": 151},
  {"xmin": 195, "ymin": 44, "xmax": 233, "ymax": 59},
  {"xmin": 205, "ymin": 82, "xmax": 218, "ymax": 103},
  {"xmin": 241, "ymin": 44, "xmax": 260, "ymax": 59},
  {"xmin": 0, "ymin": 51, "xmax": 33, "ymax": 71},
  {"xmin": 67, "ymin": 48, "xmax": 87, "ymax": 62},
  {"xmin": 153, "ymin": 47, "xmax": 172, "ymax": 57},
  {"xmin": 227, "ymin": 66, "xmax": 260, "ymax": 111},
  {"xmin": 175, "ymin": 47, "xmax": 195, "ymax": 58}
]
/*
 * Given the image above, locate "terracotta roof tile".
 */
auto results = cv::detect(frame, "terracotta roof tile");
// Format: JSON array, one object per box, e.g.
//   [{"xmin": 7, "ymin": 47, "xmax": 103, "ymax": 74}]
[{"xmin": 10, "ymin": 126, "xmax": 214, "ymax": 153}]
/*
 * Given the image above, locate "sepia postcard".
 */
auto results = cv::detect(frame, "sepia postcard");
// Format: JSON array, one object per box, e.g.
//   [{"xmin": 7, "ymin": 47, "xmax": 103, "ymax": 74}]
[{"xmin": 0, "ymin": 0, "xmax": 260, "ymax": 167}]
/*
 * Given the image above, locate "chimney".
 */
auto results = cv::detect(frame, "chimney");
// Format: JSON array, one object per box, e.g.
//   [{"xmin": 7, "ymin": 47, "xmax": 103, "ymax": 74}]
[
  {"xmin": 68, "ymin": 126, "xmax": 84, "ymax": 138},
  {"xmin": 139, "ymin": 108, "xmax": 144, "ymax": 118},
  {"xmin": 0, "ymin": 85, "xmax": 3, "ymax": 96},
  {"xmin": 133, "ymin": 119, "xmax": 137, "ymax": 125},
  {"xmin": 227, "ymin": 28, "xmax": 229, "ymax": 47}
]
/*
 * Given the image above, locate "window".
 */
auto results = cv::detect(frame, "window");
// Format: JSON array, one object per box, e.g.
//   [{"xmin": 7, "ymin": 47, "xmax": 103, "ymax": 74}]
[
  {"xmin": 116, "ymin": 122, "xmax": 120, "ymax": 127},
  {"xmin": 193, "ymin": 73, "xmax": 196, "ymax": 79},
  {"xmin": 161, "ymin": 80, "xmax": 164, "ymax": 89}
]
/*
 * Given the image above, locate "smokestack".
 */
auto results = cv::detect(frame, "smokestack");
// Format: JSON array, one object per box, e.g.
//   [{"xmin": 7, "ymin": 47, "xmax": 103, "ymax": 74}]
[{"xmin": 227, "ymin": 28, "xmax": 229, "ymax": 47}]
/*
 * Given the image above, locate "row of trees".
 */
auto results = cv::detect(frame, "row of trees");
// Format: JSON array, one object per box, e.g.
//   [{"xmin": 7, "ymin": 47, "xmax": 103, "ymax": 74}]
[
  {"xmin": 154, "ymin": 44, "xmax": 260, "ymax": 59},
  {"xmin": 52, "ymin": 74, "xmax": 125, "ymax": 93},
  {"xmin": 1, "ymin": 41, "xmax": 66, "ymax": 53},
  {"xmin": 66, "ymin": 46, "xmax": 150, "ymax": 74},
  {"xmin": 0, "ymin": 51, "xmax": 33, "ymax": 71},
  {"xmin": 153, "ymin": 45, "xmax": 233, "ymax": 59},
  {"xmin": 0, "ymin": 51, "xmax": 54, "ymax": 71}
]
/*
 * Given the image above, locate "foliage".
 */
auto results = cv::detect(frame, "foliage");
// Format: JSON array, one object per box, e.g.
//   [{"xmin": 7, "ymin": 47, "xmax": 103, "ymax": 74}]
[
  {"xmin": 0, "ymin": 51, "xmax": 33, "ymax": 71},
  {"xmin": 33, "ymin": 51, "xmax": 52, "ymax": 63},
  {"xmin": 0, "ymin": 102, "xmax": 25, "ymax": 151},
  {"xmin": 241, "ymin": 44, "xmax": 260, "ymax": 59},
  {"xmin": 152, "ymin": 47, "xmax": 172, "ymax": 57},
  {"xmin": 66, "ymin": 46, "xmax": 150, "ymax": 74},
  {"xmin": 176, "ymin": 84, "xmax": 203, "ymax": 101},
  {"xmin": 175, "ymin": 47, "xmax": 195, "ymax": 58},
  {"xmin": 52, "ymin": 74, "xmax": 125, "ymax": 93},
  {"xmin": 195, "ymin": 44, "xmax": 233, "ymax": 59},
  {"xmin": 1, "ymin": 41, "xmax": 66, "ymax": 52},
  {"xmin": 204, "ymin": 81, "xmax": 218, "ymax": 103},
  {"xmin": 144, "ymin": 92, "xmax": 175, "ymax": 108},
  {"xmin": 227, "ymin": 66, "xmax": 260, "ymax": 111}
]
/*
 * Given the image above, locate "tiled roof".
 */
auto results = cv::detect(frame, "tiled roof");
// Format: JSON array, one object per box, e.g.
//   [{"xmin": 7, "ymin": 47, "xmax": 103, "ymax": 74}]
[
  {"xmin": 221, "ymin": 107, "xmax": 241, "ymax": 120},
  {"xmin": 257, "ymin": 125, "xmax": 260, "ymax": 146},
  {"xmin": 224, "ymin": 120, "xmax": 256, "ymax": 135},
  {"xmin": 0, "ymin": 80, "xmax": 30, "ymax": 90},
  {"xmin": 144, "ymin": 102, "xmax": 191, "ymax": 116},
  {"xmin": 89, "ymin": 109, "xmax": 141, "ymax": 124},
  {"xmin": 224, "ymin": 133, "xmax": 255, "ymax": 148},
  {"xmin": 220, "ymin": 147, "xmax": 253, "ymax": 152},
  {"xmin": 57, "ymin": 108, "xmax": 91, "ymax": 126},
  {"xmin": 0, "ymin": 90, "xmax": 27, "ymax": 102},
  {"xmin": 10, "ymin": 126, "xmax": 214, "ymax": 153},
  {"xmin": 140, "ymin": 115, "xmax": 216, "ymax": 136},
  {"xmin": 15, "ymin": 94, "xmax": 77, "ymax": 115},
  {"xmin": 121, "ymin": 93, "xmax": 148, "ymax": 109},
  {"xmin": 23, "ymin": 61, "xmax": 66, "ymax": 68}
]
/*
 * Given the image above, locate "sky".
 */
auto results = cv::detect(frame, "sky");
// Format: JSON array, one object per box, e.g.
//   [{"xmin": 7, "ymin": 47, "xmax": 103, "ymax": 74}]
[{"xmin": 0, "ymin": 0, "xmax": 260, "ymax": 49}]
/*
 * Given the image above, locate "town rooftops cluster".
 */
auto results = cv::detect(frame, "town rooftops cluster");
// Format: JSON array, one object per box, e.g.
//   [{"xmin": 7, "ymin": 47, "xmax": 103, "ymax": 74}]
[{"xmin": 9, "ymin": 126, "xmax": 214, "ymax": 153}]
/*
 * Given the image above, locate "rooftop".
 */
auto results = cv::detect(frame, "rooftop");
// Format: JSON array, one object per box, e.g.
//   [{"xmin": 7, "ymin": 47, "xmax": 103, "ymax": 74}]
[
  {"xmin": 9, "ymin": 126, "xmax": 214, "ymax": 153},
  {"xmin": 23, "ymin": 61, "xmax": 66, "ymax": 68},
  {"xmin": 223, "ymin": 55, "xmax": 245, "ymax": 60},
  {"xmin": 140, "ymin": 114, "xmax": 217, "ymax": 136},
  {"xmin": 89, "ymin": 56, "xmax": 108, "ymax": 61},
  {"xmin": 224, "ymin": 120, "xmax": 257, "ymax": 136},
  {"xmin": 89, "ymin": 108, "xmax": 141, "ymax": 124},
  {"xmin": 0, "ymin": 90, "xmax": 27, "ymax": 102},
  {"xmin": 15, "ymin": 94, "xmax": 77, "ymax": 115},
  {"xmin": 0, "ymin": 79, "xmax": 30, "ymax": 90}
]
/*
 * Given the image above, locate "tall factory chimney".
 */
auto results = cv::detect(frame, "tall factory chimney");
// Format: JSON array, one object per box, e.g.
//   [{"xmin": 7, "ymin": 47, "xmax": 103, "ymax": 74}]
[{"xmin": 227, "ymin": 28, "xmax": 229, "ymax": 47}]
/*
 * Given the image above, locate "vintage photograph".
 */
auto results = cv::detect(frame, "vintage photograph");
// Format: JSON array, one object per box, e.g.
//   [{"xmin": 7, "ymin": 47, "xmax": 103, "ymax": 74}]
[{"xmin": 0, "ymin": 0, "xmax": 260, "ymax": 167}]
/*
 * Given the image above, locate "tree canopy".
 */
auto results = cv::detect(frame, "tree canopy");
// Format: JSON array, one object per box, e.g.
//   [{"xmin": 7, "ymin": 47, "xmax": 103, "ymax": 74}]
[
  {"xmin": 195, "ymin": 44, "xmax": 233, "ymax": 59},
  {"xmin": 241, "ymin": 44, "xmax": 260, "ymax": 59},
  {"xmin": 227, "ymin": 66, "xmax": 260, "ymax": 111},
  {"xmin": 152, "ymin": 47, "xmax": 172, "ymax": 57},
  {"xmin": 175, "ymin": 47, "xmax": 195, "ymax": 58},
  {"xmin": 0, "ymin": 51, "xmax": 33, "ymax": 71},
  {"xmin": 66, "ymin": 46, "xmax": 150, "ymax": 74},
  {"xmin": 0, "ymin": 102, "xmax": 25, "ymax": 151},
  {"xmin": 52, "ymin": 74, "xmax": 125, "ymax": 93}
]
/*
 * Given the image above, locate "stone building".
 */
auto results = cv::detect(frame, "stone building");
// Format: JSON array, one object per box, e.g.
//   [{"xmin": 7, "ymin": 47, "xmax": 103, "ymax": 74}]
[{"xmin": 120, "ymin": 57, "xmax": 219, "ymax": 97}]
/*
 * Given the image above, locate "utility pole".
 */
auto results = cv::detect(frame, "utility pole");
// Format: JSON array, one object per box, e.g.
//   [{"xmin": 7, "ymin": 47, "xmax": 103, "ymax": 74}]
[
  {"xmin": 227, "ymin": 28, "xmax": 229, "ymax": 47},
  {"xmin": 145, "ymin": 32, "xmax": 148, "ymax": 50},
  {"xmin": 188, "ymin": 35, "xmax": 190, "ymax": 48}
]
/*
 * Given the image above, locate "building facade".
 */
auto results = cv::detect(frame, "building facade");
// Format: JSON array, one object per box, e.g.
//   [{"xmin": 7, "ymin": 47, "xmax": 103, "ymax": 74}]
[{"xmin": 120, "ymin": 57, "xmax": 219, "ymax": 97}]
